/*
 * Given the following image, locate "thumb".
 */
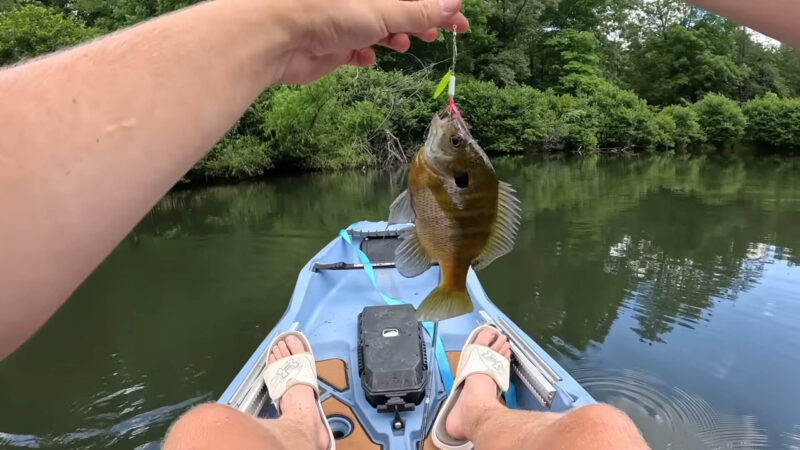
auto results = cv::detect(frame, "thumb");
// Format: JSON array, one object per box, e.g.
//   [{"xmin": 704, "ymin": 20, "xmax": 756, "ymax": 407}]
[{"xmin": 378, "ymin": 0, "xmax": 468, "ymax": 35}]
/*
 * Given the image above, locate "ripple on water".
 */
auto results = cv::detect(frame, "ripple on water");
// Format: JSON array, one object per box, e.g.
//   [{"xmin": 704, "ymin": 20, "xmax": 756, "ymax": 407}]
[
  {"xmin": 571, "ymin": 367, "xmax": 769, "ymax": 449},
  {"xmin": 783, "ymin": 424, "xmax": 800, "ymax": 450},
  {"xmin": 0, "ymin": 394, "xmax": 209, "ymax": 448}
]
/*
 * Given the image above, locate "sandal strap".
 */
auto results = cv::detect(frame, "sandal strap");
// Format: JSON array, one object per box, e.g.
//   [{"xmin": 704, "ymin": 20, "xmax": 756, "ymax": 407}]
[{"xmin": 455, "ymin": 344, "xmax": 510, "ymax": 393}]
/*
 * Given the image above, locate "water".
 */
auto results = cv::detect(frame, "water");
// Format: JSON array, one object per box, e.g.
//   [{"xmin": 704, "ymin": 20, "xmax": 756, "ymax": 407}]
[{"xmin": 1, "ymin": 155, "xmax": 800, "ymax": 449}]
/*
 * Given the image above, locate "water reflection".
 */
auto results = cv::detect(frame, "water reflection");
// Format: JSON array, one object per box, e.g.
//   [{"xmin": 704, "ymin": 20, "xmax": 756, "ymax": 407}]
[{"xmin": 1, "ymin": 156, "xmax": 799, "ymax": 448}]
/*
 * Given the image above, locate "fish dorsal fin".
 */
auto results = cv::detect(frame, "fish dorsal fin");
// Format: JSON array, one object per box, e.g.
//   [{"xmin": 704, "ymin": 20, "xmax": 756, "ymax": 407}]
[
  {"xmin": 388, "ymin": 189, "xmax": 415, "ymax": 224},
  {"xmin": 395, "ymin": 228, "xmax": 432, "ymax": 277},
  {"xmin": 472, "ymin": 181, "xmax": 521, "ymax": 271}
]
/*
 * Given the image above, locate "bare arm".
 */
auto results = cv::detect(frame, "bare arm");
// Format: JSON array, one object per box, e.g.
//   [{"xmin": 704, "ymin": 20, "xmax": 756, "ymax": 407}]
[
  {"xmin": 0, "ymin": 0, "xmax": 466, "ymax": 360},
  {"xmin": 690, "ymin": 0, "xmax": 800, "ymax": 48}
]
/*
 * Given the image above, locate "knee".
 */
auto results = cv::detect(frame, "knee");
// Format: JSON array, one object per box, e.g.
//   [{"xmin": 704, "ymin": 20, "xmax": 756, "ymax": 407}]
[
  {"xmin": 568, "ymin": 404, "xmax": 646, "ymax": 446},
  {"xmin": 573, "ymin": 404, "xmax": 632, "ymax": 425},
  {"xmin": 569, "ymin": 404, "xmax": 640, "ymax": 435},
  {"xmin": 164, "ymin": 403, "xmax": 241, "ymax": 449}
]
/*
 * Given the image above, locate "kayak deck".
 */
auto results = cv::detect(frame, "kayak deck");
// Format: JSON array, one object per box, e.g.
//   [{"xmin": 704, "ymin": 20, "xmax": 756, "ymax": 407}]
[{"xmin": 218, "ymin": 221, "xmax": 594, "ymax": 449}]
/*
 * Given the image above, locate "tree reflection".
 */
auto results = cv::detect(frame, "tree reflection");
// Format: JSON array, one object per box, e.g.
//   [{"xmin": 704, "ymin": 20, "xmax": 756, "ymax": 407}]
[{"xmin": 139, "ymin": 155, "xmax": 800, "ymax": 348}]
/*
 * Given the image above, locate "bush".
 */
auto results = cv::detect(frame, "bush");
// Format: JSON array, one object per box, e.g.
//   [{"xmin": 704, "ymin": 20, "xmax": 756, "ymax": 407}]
[
  {"xmin": 455, "ymin": 77, "xmax": 557, "ymax": 153},
  {"xmin": 652, "ymin": 110, "xmax": 677, "ymax": 150},
  {"xmin": 196, "ymin": 136, "xmax": 273, "ymax": 179},
  {"xmin": 660, "ymin": 105, "xmax": 706, "ymax": 150},
  {"xmin": 191, "ymin": 69, "xmax": 759, "ymax": 180},
  {"xmin": 577, "ymin": 81, "xmax": 659, "ymax": 150},
  {"xmin": 692, "ymin": 93, "xmax": 746, "ymax": 147},
  {"xmin": 264, "ymin": 70, "xmax": 386, "ymax": 170},
  {"xmin": 545, "ymin": 93, "xmax": 599, "ymax": 149},
  {"xmin": 743, "ymin": 93, "xmax": 800, "ymax": 149},
  {"xmin": 334, "ymin": 67, "xmax": 438, "ymax": 159}
]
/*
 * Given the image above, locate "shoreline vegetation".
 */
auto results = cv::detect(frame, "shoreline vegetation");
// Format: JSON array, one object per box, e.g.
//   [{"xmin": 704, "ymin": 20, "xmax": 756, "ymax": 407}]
[{"xmin": 3, "ymin": 1, "xmax": 800, "ymax": 182}]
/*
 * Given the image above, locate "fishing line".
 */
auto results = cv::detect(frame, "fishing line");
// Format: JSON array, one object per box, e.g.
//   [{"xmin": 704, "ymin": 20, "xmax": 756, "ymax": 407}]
[{"xmin": 419, "ymin": 26, "xmax": 461, "ymax": 449}]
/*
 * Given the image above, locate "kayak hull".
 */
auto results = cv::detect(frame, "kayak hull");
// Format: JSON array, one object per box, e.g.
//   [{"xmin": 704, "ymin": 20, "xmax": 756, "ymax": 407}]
[{"xmin": 218, "ymin": 221, "xmax": 594, "ymax": 449}]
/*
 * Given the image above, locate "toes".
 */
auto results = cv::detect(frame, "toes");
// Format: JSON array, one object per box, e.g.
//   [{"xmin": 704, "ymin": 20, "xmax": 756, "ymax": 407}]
[
  {"xmin": 277, "ymin": 340, "xmax": 290, "ymax": 358},
  {"xmin": 285, "ymin": 335, "xmax": 305, "ymax": 355},
  {"xmin": 499, "ymin": 342, "xmax": 511, "ymax": 359},
  {"xmin": 269, "ymin": 335, "xmax": 308, "ymax": 364},
  {"xmin": 490, "ymin": 334, "xmax": 507, "ymax": 352},
  {"xmin": 474, "ymin": 328, "xmax": 498, "ymax": 346}
]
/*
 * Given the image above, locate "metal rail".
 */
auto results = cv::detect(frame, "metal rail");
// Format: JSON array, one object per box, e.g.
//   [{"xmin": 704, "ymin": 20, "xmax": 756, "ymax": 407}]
[{"xmin": 479, "ymin": 311, "xmax": 558, "ymax": 407}]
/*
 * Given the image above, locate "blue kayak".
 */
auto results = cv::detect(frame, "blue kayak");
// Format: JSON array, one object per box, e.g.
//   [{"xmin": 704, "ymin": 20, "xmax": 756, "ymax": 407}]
[{"xmin": 218, "ymin": 221, "xmax": 595, "ymax": 449}]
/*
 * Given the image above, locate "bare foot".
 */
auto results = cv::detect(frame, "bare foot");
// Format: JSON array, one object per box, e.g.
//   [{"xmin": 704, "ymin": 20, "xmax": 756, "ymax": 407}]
[
  {"xmin": 268, "ymin": 335, "xmax": 330, "ymax": 450},
  {"xmin": 445, "ymin": 328, "xmax": 512, "ymax": 441}
]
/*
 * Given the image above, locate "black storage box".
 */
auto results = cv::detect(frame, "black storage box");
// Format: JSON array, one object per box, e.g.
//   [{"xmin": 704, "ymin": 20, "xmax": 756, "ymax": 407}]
[{"xmin": 357, "ymin": 304, "xmax": 428, "ymax": 412}]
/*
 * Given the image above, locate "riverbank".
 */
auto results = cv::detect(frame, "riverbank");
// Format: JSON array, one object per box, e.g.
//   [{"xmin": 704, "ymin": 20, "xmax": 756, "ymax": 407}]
[{"xmin": 185, "ymin": 67, "xmax": 800, "ymax": 183}]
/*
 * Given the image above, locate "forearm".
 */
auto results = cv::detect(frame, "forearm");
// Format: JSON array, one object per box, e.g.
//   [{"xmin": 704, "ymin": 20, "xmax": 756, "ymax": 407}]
[
  {"xmin": 690, "ymin": 0, "xmax": 800, "ymax": 47},
  {"xmin": 0, "ymin": 0, "xmax": 295, "ymax": 359}
]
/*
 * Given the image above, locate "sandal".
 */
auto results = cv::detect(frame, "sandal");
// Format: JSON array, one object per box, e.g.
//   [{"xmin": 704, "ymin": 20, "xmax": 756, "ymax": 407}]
[
  {"xmin": 262, "ymin": 330, "xmax": 335, "ymax": 450},
  {"xmin": 431, "ymin": 325, "xmax": 511, "ymax": 450}
]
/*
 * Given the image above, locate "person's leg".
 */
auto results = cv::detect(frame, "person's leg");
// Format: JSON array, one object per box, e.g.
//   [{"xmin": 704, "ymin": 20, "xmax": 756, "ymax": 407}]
[
  {"xmin": 163, "ymin": 335, "xmax": 329, "ymax": 450},
  {"xmin": 446, "ymin": 329, "xmax": 649, "ymax": 450}
]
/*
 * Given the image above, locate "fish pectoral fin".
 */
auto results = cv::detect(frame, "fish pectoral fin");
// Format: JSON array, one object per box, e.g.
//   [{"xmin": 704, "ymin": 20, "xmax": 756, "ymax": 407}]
[
  {"xmin": 388, "ymin": 189, "xmax": 415, "ymax": 224},
  {"xmin": 472, "ymin": 181, "xmax": 522, "ymax": 271},
  {"xmin": 416, "ymin": 287, "xmax": 473, "ymax": 322},
  {"xmin": 395, "ymin": 229, "xmax": 432, "ymax": 278}
]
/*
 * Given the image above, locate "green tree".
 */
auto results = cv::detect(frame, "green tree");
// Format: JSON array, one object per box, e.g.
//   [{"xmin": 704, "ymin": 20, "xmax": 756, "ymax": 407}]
[
  {"xmin": 544, "ymin": 29, "xmax": 605, "ymax": 93},
  {"xmin": 626, "ymin": 23, "xmax": 745, "ymax": 105},
  {"xmin": 0, "ymin": 5, "xmax": 97, "ymax": 66}
]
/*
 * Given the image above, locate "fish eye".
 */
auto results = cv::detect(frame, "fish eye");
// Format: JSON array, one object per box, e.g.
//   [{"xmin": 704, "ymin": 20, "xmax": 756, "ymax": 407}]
[{"xmin": 449, "ymin": 136, "xmax": 462, "ymax": 147}]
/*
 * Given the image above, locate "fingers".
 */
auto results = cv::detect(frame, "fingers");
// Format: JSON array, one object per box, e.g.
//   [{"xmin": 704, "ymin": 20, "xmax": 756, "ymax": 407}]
[
  {"xmin": 379, "ymin": 33, "xmax": 412, "ymax": 52},
  {"xmin": 378, "ymin": 28, "xmax": 438, "ymax": 52},
  {"xmin": 414, "ymin": 28, "xmax": 439, "ymax": 42},
  {"xmin": 378, "ymin": 0, "xmax": 469, "ymax": 35},
  {"xmin": 351, "ymin": 47, "xmax": 376, "ymax": 66}
]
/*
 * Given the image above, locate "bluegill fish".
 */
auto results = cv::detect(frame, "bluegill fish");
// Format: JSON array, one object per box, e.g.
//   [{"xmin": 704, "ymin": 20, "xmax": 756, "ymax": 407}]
[{"xmin": 389, "ymin": 106, "xmax": 521, "ymax": 321}]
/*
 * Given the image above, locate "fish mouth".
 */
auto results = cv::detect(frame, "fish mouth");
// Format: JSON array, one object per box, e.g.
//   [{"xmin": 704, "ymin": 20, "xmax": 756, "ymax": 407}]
[{"xmin": 436, "ymin": 105, "xmax": 469, "ymax": 136}]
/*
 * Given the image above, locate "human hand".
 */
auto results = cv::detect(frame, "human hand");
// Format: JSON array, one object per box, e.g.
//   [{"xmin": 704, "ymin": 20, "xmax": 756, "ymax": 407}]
[{"xmin": 277, "ymin": 0, "xmax": 468, "ymax": 84}]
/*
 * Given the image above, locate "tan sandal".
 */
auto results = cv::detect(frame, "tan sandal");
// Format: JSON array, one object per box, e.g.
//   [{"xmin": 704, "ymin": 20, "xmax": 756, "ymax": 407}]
[
  {"xmin": 431, "ymin": 325, "xmax": 510, "ymax": 450},
  {"xmin": 262, "ymin": 330, "xmax": 336, "ymax": 450}
]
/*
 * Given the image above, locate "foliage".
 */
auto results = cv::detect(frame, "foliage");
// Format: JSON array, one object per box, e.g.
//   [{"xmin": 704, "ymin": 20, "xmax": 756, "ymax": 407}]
[
  {"xmin": 4, "ymin": 0, "xmax": 800, "ymax": 179},
  {"xmin": 0, "ymin": 5, "xmax": 97, "ymax": 66},
  {"xmin": 455, "ymin": 77, "xmax": 556, "ymax": 152},
  {"xmin": 196, "ymin": 136, "xmax": 274, "ymax": 179},
  {"xmin": 264, "ymin": 74, "xmax": 383, "ymax": 170},
  {"xmin": 659, "ymin": 105, "xmax": 706, "ymax": 150},
  {"xmin": 743, "ymin": 93, "xmax": 800, "ymax": 150},
  {"xmin": 545, "ymin": 29, "xmax": 605, "ymax": 94},
  {"xmin": 692, "ymin": 93, "xmax": 746, "ymax": 147},
  {"xmin": 626, "ymin": 23, "xmax": 745, "ymax": 105}
]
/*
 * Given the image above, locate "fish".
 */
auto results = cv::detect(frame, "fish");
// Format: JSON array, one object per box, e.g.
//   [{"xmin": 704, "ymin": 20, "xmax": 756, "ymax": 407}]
[{"xmin": 388, "ymin": 105, "xmax": 521, "ymax": 322}]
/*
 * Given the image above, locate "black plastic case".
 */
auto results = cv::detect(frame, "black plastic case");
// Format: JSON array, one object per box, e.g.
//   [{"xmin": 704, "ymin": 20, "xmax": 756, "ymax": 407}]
[{"xmin": 357, "ymin": 304, "xmax": 428, "ymax": 412}]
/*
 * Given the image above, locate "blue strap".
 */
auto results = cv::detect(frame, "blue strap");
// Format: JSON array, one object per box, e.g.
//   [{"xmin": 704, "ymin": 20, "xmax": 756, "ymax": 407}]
[{"xmin": 339, "ymin": 229, "xmax": 454, "ymax": 394}]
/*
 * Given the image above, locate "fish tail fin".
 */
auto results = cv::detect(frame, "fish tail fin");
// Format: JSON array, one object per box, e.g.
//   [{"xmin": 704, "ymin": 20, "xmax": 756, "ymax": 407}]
[{"xmin": 415, "ymin": 287, "xmax": 473, "ymax": 322}]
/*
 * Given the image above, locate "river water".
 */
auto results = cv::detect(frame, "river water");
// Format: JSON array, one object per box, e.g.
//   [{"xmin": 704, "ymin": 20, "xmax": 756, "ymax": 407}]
[{"xmin": 1, "ymin": 155, "xmax": 799, "ymax": 449}]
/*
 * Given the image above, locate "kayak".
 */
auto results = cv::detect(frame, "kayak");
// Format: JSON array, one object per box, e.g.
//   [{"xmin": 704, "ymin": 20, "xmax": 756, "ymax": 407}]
[{"xmin": 217, "ymin": 221, "xmax": 595, "ymax": 449}]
